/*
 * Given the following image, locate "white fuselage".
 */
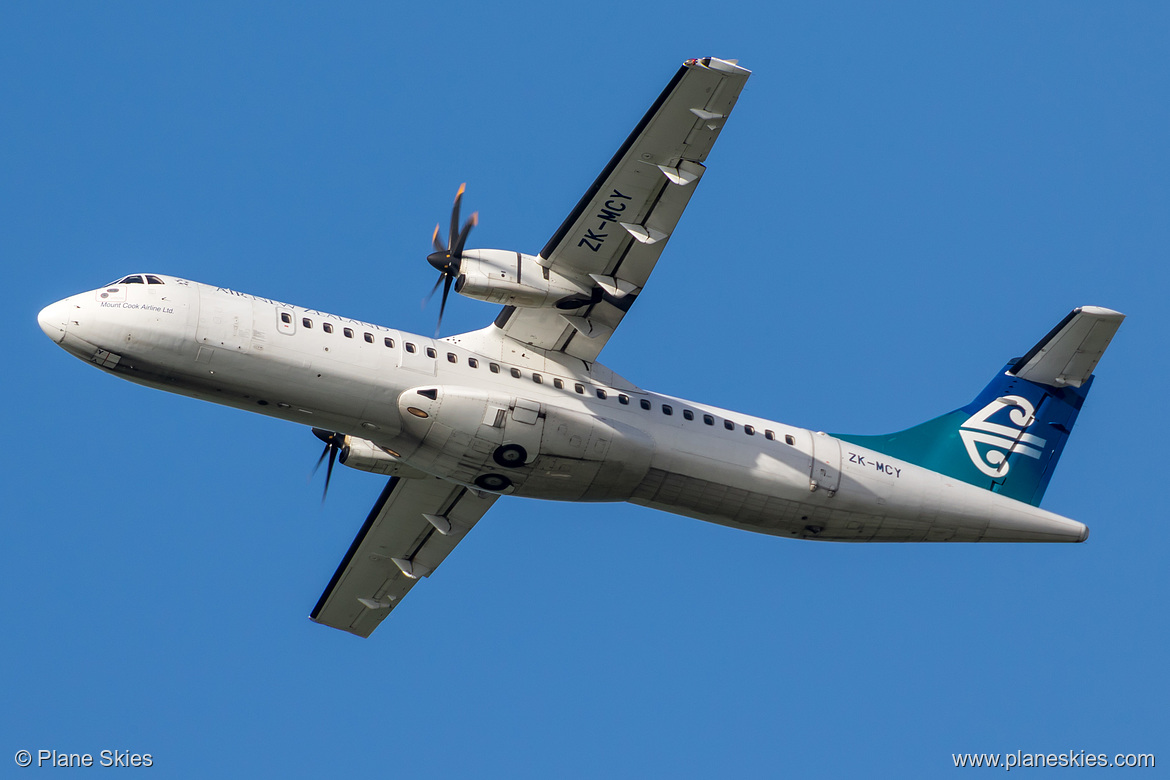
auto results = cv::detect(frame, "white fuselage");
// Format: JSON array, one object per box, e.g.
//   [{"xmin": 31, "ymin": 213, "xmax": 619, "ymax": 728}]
[{"xmin": 37, "ymin": 276, "xmax": 1089, "ymax": 543}]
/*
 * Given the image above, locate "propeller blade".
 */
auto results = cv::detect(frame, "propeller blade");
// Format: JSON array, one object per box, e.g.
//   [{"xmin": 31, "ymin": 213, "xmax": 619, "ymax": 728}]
[
  {"xmin": 424, "ymin": 184, "xmax": 477, "ymax": 333},
  {"xmin": 322, "ymin": 445, "xmax": 337, "ymax": 505},
  {"xmin": 310, "ymin": 428, "xmax": 345, "ymax": 504},
  {"xmin": 435, "ymin": 274, "xmax": 454, "ymax": 337},
  {"xmin": 312, "ymin": 443, "xmax": 330, "ymax": 478},
  {"xmin": 449, "ymin": 183, "xmax": 466, "ymax": 252},
  {"xmin": 422, "ymin": 273, "xmax": 444, "ymax": 309},
  {"xmin": 452, "ymin": 212, "xmax": 478, "ymax": 259}
]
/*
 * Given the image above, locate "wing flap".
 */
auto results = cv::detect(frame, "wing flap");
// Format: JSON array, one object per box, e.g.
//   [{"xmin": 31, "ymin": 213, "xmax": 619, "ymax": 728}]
[{"xmin": 310, "ymin": 477, "xmax": 498, "ymax": 637}]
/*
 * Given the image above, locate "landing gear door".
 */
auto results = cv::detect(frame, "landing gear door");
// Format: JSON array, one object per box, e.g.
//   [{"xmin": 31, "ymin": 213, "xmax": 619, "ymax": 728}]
[
  {"xmin": 503, "ymin": 399, "xmax": 544, "ymax": 465},
  {"xmin": 810, "ymin": 432, "xmax": 841, "ymax": 495}
]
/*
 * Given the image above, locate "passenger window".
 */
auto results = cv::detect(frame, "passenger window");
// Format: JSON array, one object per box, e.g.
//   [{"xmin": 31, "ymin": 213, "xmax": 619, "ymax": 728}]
[
  {"xmin": 662, "ymin": 405, "xmax": 673, "ymax": 415},
  {"xmin": 640, "ymin": 399, "xmax": 651, "ymax": 410},
  {"xmin": 384, "ymin": 337, "xmax": 394, "ymax": 348},
  {"xmin": 510, "ymin": 368, "xmax": 521, "ymax": 378},
  {"xmin": 533, "ymin": 374, "xmax": 543, "ymax": 384},
  {"xmin": 703, "ymin": 414, "xmax": 714, "ymax": 426},
  {"xmin": 765, "ymin": 430, "xmax": 775, "ymax": 441},
  {"xmin": 343, "ymin": 328, "xmax": 354, "ymax": 338},
  {"xmin": 426, "ymin": 347, "xmax": 436, "ymax": 358},
  {"xmin": 468, "ymin": 358, "xmax": 479, "ymax": 368},
  {"xmin": 724, "ymin": 420, "xmax": 735, "ymax": 431},
  {"xmin": 596, "ymin": 389, "xmax": 607, "ymax": 399},
  {"xmin": 405, "ymin": 342, "xmax": 416, "ymax": 353},
  {"xmin": 785, "ymin": 434, "xmax": 796, "ymax": 445},
  {"xmin": 303, "ymin": 318, "xmax": 313, "ymax": 329},
  {"xmin": 364, "ymin": 333, "xmax": 374, "ymax": 344},
  {"xmin": 575, "ymin": 384, "xmax": 585, "ymax": 394},
  {"xmin": 490, "ymin": 363, "xmax": 500, "ymax": 373},
  {"xmin": 280, "ymin": 312, "xmax": 292, "ymax": 324},
  {"xmin": 553, "ymin": 378, "xmax": 564, "ymax": 389},
  {"xmin": 323, "ymin": 323, "xmax": 334, "ymax": 334},
  {"xmin": 683, "ymin": 409, "xmax": 693, "ymax": 420},
  {"xmin": 618, "ymin": 394, "xmax": 629, "ymax": 405},
  {"xmin": 448, "ymin": 353, "xmax": 458, "ymax": 363},
  {"xmin": 744, "ymin": 425, "xmax": 755, "ymax": 435},
  {"xmin": 145, "ymin": 275, "xmax": 164, "ymax": 284}
]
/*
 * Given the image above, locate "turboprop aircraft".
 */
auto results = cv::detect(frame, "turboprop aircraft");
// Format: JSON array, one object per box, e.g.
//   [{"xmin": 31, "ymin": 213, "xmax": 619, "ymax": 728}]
[{"xmin": 37, "ymin": 57, "xmax": 1124, "ymax": 638}]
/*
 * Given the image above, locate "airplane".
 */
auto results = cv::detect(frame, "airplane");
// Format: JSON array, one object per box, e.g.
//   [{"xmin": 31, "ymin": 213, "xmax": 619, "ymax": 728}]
[{"xmin": 37, "ymin": 57, "xmax": 1124, "ymax": 638}]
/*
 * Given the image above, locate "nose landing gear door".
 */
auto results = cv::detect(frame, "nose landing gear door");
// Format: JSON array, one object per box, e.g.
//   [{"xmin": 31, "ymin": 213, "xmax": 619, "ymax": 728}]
[{"xmin": 502, "ymin": 398, "xmax": 544, "ymax": 465}]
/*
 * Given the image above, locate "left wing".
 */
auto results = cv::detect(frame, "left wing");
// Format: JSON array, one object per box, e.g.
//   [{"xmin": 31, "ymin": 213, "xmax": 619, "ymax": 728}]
[
  {"xmin": 311, "ymin": 476, "xmax": 497, "ymax": 637},
  {"xmin": 494, "ymin": 57, "xmax": 750, "ymax": 364}
]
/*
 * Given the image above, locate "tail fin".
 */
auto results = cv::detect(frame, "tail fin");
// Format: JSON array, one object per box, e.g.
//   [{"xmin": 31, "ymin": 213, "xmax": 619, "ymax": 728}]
[{"xmin": 837, "ymin": 307, "xmax": 1124, "ymax": 506}]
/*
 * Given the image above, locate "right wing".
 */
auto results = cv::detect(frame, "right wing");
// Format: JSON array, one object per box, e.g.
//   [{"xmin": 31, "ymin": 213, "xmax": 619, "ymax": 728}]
[
  {"xmin": 310, "ymin": 476, "xmax": 498, "ymax": 637},
  {"xmin": 493, "ymin": 57, "xmax": 750, "ymax": 364}
]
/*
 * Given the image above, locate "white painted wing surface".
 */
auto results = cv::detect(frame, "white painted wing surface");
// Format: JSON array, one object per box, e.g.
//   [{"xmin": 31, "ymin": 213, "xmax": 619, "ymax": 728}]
[
  {"xmin": 311, "ymin": 477, "xmax": 498, "ymax": 637},
  {"xmin": 1010, "ymin": 306, "xmax": 1126, "ymax": 388},
  {"xmin": 495, "ymin": 57, "xmax": 751, "ymax": 364}
]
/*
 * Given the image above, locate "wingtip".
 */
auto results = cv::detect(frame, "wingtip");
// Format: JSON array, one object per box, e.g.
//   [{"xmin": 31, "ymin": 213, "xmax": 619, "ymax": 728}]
[
  {"xmin": 1078, "ymin": 305, "xmax": 1126, "ymax": 320},
  {"xmin": 685, "ymin": 57, "xmax": 752, "ymax": 76}
]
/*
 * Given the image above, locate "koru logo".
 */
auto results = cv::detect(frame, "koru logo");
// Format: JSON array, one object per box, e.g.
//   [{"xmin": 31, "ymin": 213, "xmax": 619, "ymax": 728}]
[{"xmin": 959, "ymin": 395, "xmax": 1047, "ymax": 479}]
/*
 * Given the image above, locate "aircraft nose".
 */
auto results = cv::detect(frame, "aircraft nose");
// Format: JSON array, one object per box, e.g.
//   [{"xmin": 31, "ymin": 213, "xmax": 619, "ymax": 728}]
[{"xmin": 37, "ymin": 299, "xmax": 70, "ymax": 343}]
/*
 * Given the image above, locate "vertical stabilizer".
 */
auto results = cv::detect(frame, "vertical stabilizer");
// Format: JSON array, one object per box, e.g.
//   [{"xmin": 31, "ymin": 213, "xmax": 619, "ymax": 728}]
[{"xmin": 836, "ymin": 307, "xmax": 1124, "ymax": 506}]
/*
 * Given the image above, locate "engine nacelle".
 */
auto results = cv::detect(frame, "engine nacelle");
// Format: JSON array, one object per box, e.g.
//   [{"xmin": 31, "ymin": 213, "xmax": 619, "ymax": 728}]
[
  {"xmin": 339, "ymin": 436, "xmax": 430, "ymax": 478},
  {"xmin": 455, "ymin": 249, "xmax": 588, "ymax": 308}
]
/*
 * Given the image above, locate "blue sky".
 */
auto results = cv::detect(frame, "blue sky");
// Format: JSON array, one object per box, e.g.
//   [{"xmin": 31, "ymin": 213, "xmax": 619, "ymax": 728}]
[{"xmin": 4, "ymin": 2, "xmax": 1167, "ymax": 777}]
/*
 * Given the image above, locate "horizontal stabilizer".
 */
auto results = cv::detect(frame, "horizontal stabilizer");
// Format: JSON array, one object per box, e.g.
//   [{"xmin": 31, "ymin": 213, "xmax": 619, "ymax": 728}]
[{"xmin": 1010, "ymin": 306, "xmax": 1125, "ymax": 388}]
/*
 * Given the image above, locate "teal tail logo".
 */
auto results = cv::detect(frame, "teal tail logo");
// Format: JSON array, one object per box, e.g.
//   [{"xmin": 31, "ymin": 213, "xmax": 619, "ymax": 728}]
[{"xmin": 958, "ymin": 395, "xmax": 1047, "ymax": 479}]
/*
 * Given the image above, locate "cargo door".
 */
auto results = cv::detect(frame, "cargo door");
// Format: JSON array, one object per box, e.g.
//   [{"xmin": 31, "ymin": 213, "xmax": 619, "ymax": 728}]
[
  {"xmin": 195, "ymin": 289, "xmax": 253, "ymax": 352},
  {"xmin": 810, "ymin": 432, "xmax": 841, "ymax": 495}
]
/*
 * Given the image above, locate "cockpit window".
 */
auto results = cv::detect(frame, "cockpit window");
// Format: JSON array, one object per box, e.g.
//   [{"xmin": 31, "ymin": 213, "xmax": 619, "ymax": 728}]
[
  {"xmin": 146, "ymin": 275, "xmax": 165, "ymax": 284},
  {"xmin": 118, "ymin": 275, "xmax": 145, "ymax": 284}
]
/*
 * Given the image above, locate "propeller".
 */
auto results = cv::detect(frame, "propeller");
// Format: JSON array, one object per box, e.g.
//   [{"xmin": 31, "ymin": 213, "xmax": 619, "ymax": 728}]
[
  {"xmin": 424, "ymin": 183, "xmax": 477, "ymax": 336},
  {"xmin": 310, "ymin": 428, "xmax": 346, "ymax": 504}
]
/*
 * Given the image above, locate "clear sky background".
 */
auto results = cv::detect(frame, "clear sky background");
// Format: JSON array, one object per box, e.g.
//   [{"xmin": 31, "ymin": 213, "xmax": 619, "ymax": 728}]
[{"xmin": 3, "ymin": 2, "xmax": 1166, "ymax": 777}]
